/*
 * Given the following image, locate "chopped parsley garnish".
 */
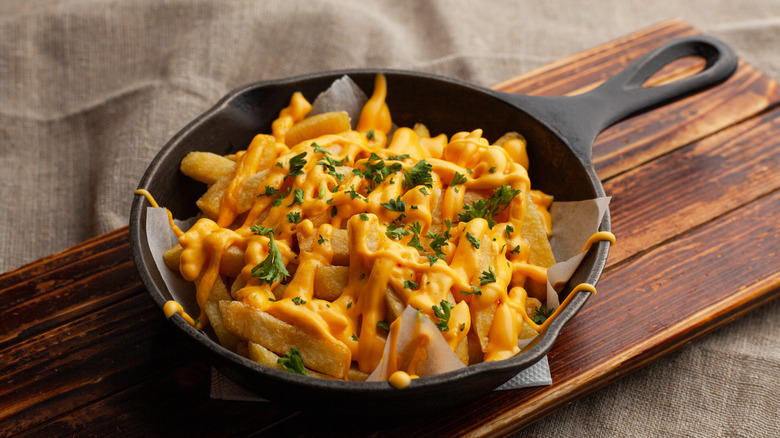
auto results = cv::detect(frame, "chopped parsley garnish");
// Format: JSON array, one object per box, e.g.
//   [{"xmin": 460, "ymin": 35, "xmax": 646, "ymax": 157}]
[
  {"xmin": 366, "ymin": 129, "xmax": 375, "ymax": 140},
  {"xmin": 261, "ymin": 186, "xmax": 279, "ymax": 197},
  {"xmin": 330, "ymin": 205, "xmax": 338, "ymax": 218},
  {"xmin": 286, "ymin": 211, "xmax": 302, "ymax": 224},
  {"xmin": 460, "ymin": 286, "xmax": 482, "ymax": 296},
  {"xmin": 450, "ymin": 172, "xmax": 468, "ymax": 187},
  {"xmin": 351, "ymin": 333, "xmax": 358, "ymax": 341},
  {"xmin": 288, "ymin": 188, "xmax": 305, "ymax": 206},
  {"xmin": 458, "ymin": 183, "xmax": 522, "ymax": 228},
  {"xmin": 250, "ymin": 233, "xmax": 289, "ymax": 285},
  {"xmin": 402, "ymin": 159, "xmax": 433, "ymax": 190},
  {"xmin": 479, "ymin": 266, "xmax": 497, "ymax": 285},
  {"xmin": 432, "ymin": 300, "xmax": 454, "ymax": 331},
  {"xmin": 505, "ymin": 224, "xmax": 514, "ymax": 238},
  {"xmin": 385, "ymin": 223, "xmax": 410, "ymax": 240},
  {"xmin": 317, "ymin": 183, "xmax": 326, "ymax": 199},
  {"xmin": 353, "ymin": 153, "xmax": 402, "ymax": 191},
  {"xmin": 287, "ymin": 152, "xmax": 308, "ymax": 178},
  {"xmin": 489, "ymin": 166, "xmax": 497, "ymax": 174},
  {"xmin": 377, "ymin": 321, "xmax": 390, "ymax": 331},
  {"xmin": 407, "ymin": 222, "xmax": 425, "ymax": 251},
  {"xmin": 403, "ymin": 279, "xmax": 419, "ymax": 289},
  {"xmin": 465, "ymin": 231, "xmax": 480, "ymax": 249},
  {"xmin": 317, "ymin": 235, "xmax": 328, "ymax": 245},
  {"xmin": 426, "ymin": 228, "xmax": 451, "ymax": 264},
  {"xmin": 510, "ymin": 244, "xmax": 522, "ymax": 254},
  {"xmin": 345, "ymin": 186, "xmax": 364, "ymax": 201},
  {"xmin": 381, "ymin": 196, "xmax": 405, "ymax": 212},
  {"xmin": 278, "ymin": 347, "xmax": 306, "ymax": 375},
  {"xmin": 313, "ymin": 143, "xmax": 330, "ymax": 154},
  {"xmin": 532, "ymin": 306, "xmax": 555, "ymax": 325},
  {"xmin": 359, "ymin": 213, "xmax": 369, "ymax": 221},
  {"xmin": 250, "ymin": 225, "xmax": 275, "ymax": 236},
  {"xmin": 318, "ymin": 155, "xmax": 346, "ymax": 182},
  {"xmin": 291, "ymin": 296, "xmax": 306, "ymax": 305},
  {"xmin": 418, "ymin": 186, "xmax": 430, "ymax": 196},
  {"xmin": 387, "ymin": 154, "xmax": 410, "ymax": 161}
]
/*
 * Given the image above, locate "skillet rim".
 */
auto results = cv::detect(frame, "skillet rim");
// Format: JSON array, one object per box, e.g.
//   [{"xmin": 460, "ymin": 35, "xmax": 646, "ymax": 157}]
[{"xmin": 128, "ymin": 68, "xmax": 611, "ymax": 403}]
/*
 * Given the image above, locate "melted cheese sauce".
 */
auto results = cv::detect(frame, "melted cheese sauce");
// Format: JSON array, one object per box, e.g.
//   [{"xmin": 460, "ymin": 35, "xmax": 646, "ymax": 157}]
[{"xmin": 144, "ymin": 74, "xmax": 616, "ymax": 381}]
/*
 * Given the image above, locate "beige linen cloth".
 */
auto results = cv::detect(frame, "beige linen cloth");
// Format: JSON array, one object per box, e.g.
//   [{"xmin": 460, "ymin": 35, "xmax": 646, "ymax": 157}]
[{"xmin": 1, "ymin": 0, "xmax": 777, "ymax": 436}]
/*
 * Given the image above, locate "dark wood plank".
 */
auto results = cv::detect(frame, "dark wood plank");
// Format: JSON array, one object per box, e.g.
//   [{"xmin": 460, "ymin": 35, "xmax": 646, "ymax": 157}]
[
  {"xmin": 0, "ymin": 228, "xmax": 139, "ymax": 349},
  {"xmin": 606, "ymin": 107, "xmax": 780, "ymax": 264}
]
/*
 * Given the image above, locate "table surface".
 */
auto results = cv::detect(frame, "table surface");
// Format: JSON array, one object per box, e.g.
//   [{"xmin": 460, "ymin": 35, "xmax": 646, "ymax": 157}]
[{"xmin": 2, "ymin": 19, "xmax": 779, "ymax": 437}]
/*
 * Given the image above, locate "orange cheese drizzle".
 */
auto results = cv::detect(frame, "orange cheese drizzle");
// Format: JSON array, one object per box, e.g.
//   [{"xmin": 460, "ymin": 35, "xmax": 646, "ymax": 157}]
[
  {"xmin": 134, "ymin": 189, "xmax": 184, "ymax": 237},
  {"xmin": 167, "ymin": 74, "xmax": 583, "ymax": 378}
]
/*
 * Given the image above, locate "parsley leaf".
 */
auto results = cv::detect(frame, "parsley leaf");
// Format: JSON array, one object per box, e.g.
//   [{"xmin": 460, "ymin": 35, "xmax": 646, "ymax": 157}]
[
  {"xmin": 381, "ymin": 196, "xmax": 405, "ymax": 212},
  {"xmin": 291, "ymin": 296, "xmax": 306, "ymax": 305},
  {"xmin": 287, "ymin": 152, "xmax": 307, "ymax": 178},
  {"xmin": 250, "ymin": 233, "xmax": 289, "ymax": 285},
  {"xmin": 366, "ymin": 129, "xmax": 375, "ymax": 140},
  {"xmin": 288, "ymin": 188, "xmax": 305, "ymax": 206},
  {"xmin": 261, "ymin": 186, "xmax": 279, "ymax": 197},
  {"xmin": 278, "ymin": 347, "xmax": 307, "ymax": 375},
  {"xmin": 532, "ymin": 306, "xmax": 555, "ymax": 325},
  {"xmin": 387, "ymin": 154, "xmax": 410, "ymax": 161},
  {"xmin": 377, "ymin": 321, "xmax": 390, "ymax": 331},
  {"xmin": 407, "ymin": 222, "xmax": 425, "ymax": 251},
  {"xmin": 465, "ymin": 231, "xmax": 480, "ymax": 249},
  {"xmin": 286, "ymin": 211, "xmax": 302, "ymax": 224},
  {"xmin": 450, "ymin": 172, "xmax": 468, "ymax": 187},
  {"xmin": 359, "ymin": 213, "xmax": 369, "ymax": 221},
  {"xmin": 353, "ymin": 153, "xmax": 402, "ymax": 191},
  {"xmin": 250, "ymin": 225, "xmax": 275, "ymax": 236},
  {"xmin": 403, "ymin": 279, "xmax": 419, "ymax": 289},
  {"xmin": 426, "ymin": 228, "xmax": 451, "ymax": 263},
  {"xmin": 402, "ymin": 159, "xmax": 433, "ymax": 190},
  {"xmin": 460, "ymin": 286, "xmax": 482, "ymax": 296},
  {"xmin": 432, "ymin": 300, "xmax": 454, "ymax": 331},
  {"xmin": 479, "ymin": 266, "xmax": 497, "ymax": 285},
  {"xmin": 313, "ymin": 143, "xmax": 330, "ymax": 154},
  {"xmin": 385, "ymin": 223, "xmax": 410, "ymax": 240},
  {"xmin": 318, "ymin": 155, "xmax": 346, "ymax": 182},
  {"xmin": 317, "ymin": 235, "xmax": 328, "ymax": 245},
  {"xmin": 458, "ymin": 183, "xmax": 522, "ymax": 228}
]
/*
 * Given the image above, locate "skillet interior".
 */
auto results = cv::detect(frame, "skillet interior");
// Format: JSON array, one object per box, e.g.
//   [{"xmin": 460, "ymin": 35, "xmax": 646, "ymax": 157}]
[{"xmin": 130, "ymin": 70, "xmax": 607, "ymax": 416}]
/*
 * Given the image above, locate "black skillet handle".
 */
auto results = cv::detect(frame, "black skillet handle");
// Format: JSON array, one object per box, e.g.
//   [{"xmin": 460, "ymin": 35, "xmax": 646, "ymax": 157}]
[{"xmin": 502, "ymin": 35, "xmax": 738, "ymax": 162}]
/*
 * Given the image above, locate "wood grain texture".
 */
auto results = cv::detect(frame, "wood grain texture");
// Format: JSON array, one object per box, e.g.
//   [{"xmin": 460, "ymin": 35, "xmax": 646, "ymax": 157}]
[{"xmin": 2, "ymin": 20, "xmax": 779, "ymax": 437}]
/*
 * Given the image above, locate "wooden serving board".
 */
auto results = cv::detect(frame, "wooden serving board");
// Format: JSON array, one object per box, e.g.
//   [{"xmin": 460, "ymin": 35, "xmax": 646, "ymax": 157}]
[{"xmin": 2, "ymin": 20, "xmax": 779, "ymax": 437}]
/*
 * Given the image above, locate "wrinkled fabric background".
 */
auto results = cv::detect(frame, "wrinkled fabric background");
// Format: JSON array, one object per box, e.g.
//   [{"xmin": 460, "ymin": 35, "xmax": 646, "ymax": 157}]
[{"xmin": 1, "ymin": 0, "xmax": 778, "ymax": 436}]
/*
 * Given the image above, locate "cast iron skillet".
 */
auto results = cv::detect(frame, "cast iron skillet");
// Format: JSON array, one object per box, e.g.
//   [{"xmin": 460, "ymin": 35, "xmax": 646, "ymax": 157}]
[{"xmin": 129, "ymin": 35, "xmax": 737, "ymax": 416}]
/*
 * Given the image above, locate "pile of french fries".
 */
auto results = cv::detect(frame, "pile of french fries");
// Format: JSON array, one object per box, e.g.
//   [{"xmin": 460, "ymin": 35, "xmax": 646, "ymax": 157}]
[{"xmin": 160, "ymin": 75, "xmax": 558, "ymax": 381}]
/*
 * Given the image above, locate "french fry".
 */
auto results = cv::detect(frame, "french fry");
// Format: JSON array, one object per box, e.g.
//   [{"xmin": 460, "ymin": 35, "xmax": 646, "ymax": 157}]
[
  {"xmin": 220, "ymin": 245, "xmax": 245, "ymax": 278},
  {"xmin": 180, "ymin": 151, "xmax": 237, "ymax": 184},
  {"xmin": 522, "ymin": 193, "xmax": 556, "ymax": 268},
  {"xmin": 384, "ymin": 287, "xmax": 405, "ymax": 323},
  {"xmin": 206, "ymin": 301, "xmax": 239, "ymax": 351},
  {"xmin": 201, "ymin": 277, "xmax": 240, "ymax": 351},
  {"xmin": 248, "ymin": 341, "xmax": 333, "ymax": 379},
  {"xmin": 331, "ymin": 229, "xmax": 349, "ymax": 265},
  {"xmin": 221, "ymin": 301, "xmax": 351, "ymax": 379},
  {"xmin": 163, "ymin": 243, "xmax": 183, "ymax": 271},
  {"xmin": 196, "ymin": 174, "xmax": 232, "ymax": 220},
  {"xmin": 313, "ymin": 265, "xmax": 349, "ymax": 301},
  {"xmin": 285, "ymin": 111, "xmax": 351, "ymax": 147},
  {"xmin": 234, "ymin": 170, "xmax": 270, "ymax": 213}
]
